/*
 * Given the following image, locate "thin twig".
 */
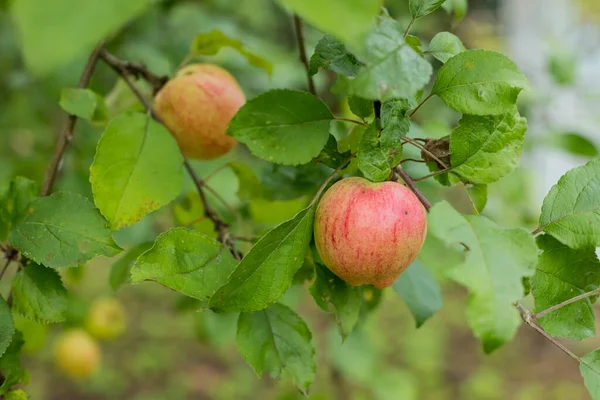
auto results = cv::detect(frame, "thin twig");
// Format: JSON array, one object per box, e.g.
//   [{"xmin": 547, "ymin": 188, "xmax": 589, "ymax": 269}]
[
  {"xmin": 402, "ymin": 137, "xmax": 449, "ymax": 169},
  {"xmin": 100, "ymin": 49, "xmax": 242, "ymax": 260},
  {"xmin": 98, "ymin": 50, "xmax": 168, "ymax": 94},
  {"xmin": 293, "ymin": 14, "xmax": 317, "ymax": 95},
  {"xmin": 203, "ymin": 164, "xmax": 229, "ymax": 183},
  {"xmin": 412, "ymin": 168, "xmax": 450, "ymax": 182},
  {"xmin": 335, "ymin": 117, "xmax": 368, "ymax": 126},
  {"xmin": 531, "ymin": 227, "xmax": 542, "ymax": 236},
  {"xmin": 400, "ymin": 158, "xmax": 426, "ymax": 164},
  {"xmin": 534, "ymin": 288, "xmax": 600, "ymax": 320},
  {"xmin": 408, "ymin": 94, "xmax": 433, "ymax": 118},
  {"xmin": 40, "ymin": 41, "xmax": 106, "ymax": 196},
  {"xmin": 394, "ymin": 167, "xmax": 431, "ymax": 211},
  {"xmin": 404, "ymin": 16, "xmax": 416, "ymax": 39},
  {"xmin": 309, "ymin": 154, "xmax": 355, "ymax": 207},
  {"xmin": 0, "ymin": 258, "xmax": 11, "ymax": 281}
]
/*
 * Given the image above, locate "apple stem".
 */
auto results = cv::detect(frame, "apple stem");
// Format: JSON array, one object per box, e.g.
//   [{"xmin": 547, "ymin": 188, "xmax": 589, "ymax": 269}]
[{"xmin": 394, "ymin": 167, "xmax": 431, "ymax": 212}]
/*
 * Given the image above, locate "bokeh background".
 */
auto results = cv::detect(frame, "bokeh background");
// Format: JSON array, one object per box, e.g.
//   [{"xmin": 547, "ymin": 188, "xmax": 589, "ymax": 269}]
[{"xmin": 2, "ymin": 0, "xmax": 600, "ymax": 399}]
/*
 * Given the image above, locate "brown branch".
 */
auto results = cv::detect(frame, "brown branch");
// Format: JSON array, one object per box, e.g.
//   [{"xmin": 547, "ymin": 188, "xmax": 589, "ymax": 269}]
[
  {"xmin": 402, "ymin": 136, "xmax": 449, "ymax": 169},
  {"xmin": 400, "ymin": 158, "xmax": 426, "ymax": 164},
  {"xmin": 40, "ymin": 41, "xmax": 106, "ymax": 196},
  {"xmin": 100, "ymin": 49, "xmax": 242, "ymax": 260},
  {"xmin": 394, "ymin": 167, "xmax": 431, "ymax": 211},
  {"xmin": 293, "ymin": 14, "xmax": 317, "ymax": 95},
  {"xmin": 97, "ymin": 50, "xmax": 168, "ymax": 95},
  {"xmin": 534, "ymin": 288, "xmax": 600, "ymax": 320}
]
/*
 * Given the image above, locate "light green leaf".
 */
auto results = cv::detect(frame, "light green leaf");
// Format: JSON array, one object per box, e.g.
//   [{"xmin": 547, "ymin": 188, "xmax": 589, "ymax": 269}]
[
  {"xmin": 431, "ymin": 50, "xmax": 528, "ymax": 115},
  {"xmin": 5, "ymin": 389, "xmax": 28, "ymax": 400},
  {"xmin": 131, "ymin": 228, "xmax": 237, "ymax": 302},
  {"xmin": 12, "ymin": 263, "xmax": 68, "ymax": 323},
  {"xmin": 316, "ymin": 135, "xmax": 352, "ymax": 169},
  {"xmin": 249, "ymin": 197, "xmax": 308, "ymax": 225},
  {"xmin": 109, "ymin": 241, "xmax": 153, "ymax": 291},
  {"xmin": 310, "ymin": 263, "xmax": 362, "ymax": 340},
  {"xmin": 228, "ymin": 90, "xmax": 333, "ymax": 165},
  {"xmin": 348, "ymin": 96, "xmax": 373, "ymax": 119},
  {"xmin": 191, "ymin": 30, "xmax": 272, "ymax": 75},
  {"xmin": 405, "ymin": 35, "xmax": 423, "ymax": 54},
  {"xmin": 9, "ymin": 192, "xmax": 121, "ymax": 268},
  {"xmin": 0, "ymin": 297, "xmax": 14, "ymax": 359},
  {"xmin": 532, "ymin": 235, "xmax": 600, "ymax": 340},
  {"xmin": 210, "ymin": 205, "xmax": 315, "ymax": 313},
  {"xmin": 427, "ymin": 201, "xmax": 537, "ymax": 352},
  {"xmin": 393, "ymin": 262, "xmax": 443, "ymax": 328},
  {"xmin": 0, "ymin": 331, "xmax": 26, "ymax": 395},
  {"xmin": 581, "ymin": 349, "xmax": 600, "ymax": 400},
  {"xmin": 59, "ymin": 88, "xmax": 104, "ymax": 121},
  {"xmin": 11, "ymin": 0, "xmax": 150, "ymax": 76},
  {"xmin": 309, "ymin": 34, "xmax": 361, "ymax": 77},
  {"xmin": 276, "ymin": 0, "xmax": 381, "ymax": 51},
  {"xmin": 409, "ymin": 0, "xmax": 447, "ymax": 19},
  {"xmin": 228, "ymin": 162, "xmax": 262, "ymax": 202},
  {"xmin": 548, "ymin": 46, "xmax": 576, "ymax": 86},
  {"xmin": 450, "ymin": 110, "xmax": 527, "ymax": 184},
  {"xmin": 441, "ymin": 0, "xmax": 467, "ymax": 26},
  {"xmin": 537, "ymin": 159, "xmax": 600, "ymax": 249},
  {"xmin": 0, "ymin": 177, "xmax": 38, "ymax": 241},
  {"xmin": 466, "ymin": 184, "xmax": 488, "ymax": 213},
  {"xmin": 90, "ymin": 112, "xmax": 184, "ymax": 231},
  {"xmin": 237, "ymin": 303, "xmax": 315, "ymax": 395},
  {"xmin": 349, "ymin": 17, "xmax": 433, "ymax": 101},
  {"xmin": 426, "ymin": 32, "xmax": 466, "ymax": 63},
  {"xmin": 172, "ymin": 192, "xmax": 215, "ymax": 236},
  {"xmin": 546, "ymin": 132, "xmax": 599, "ymax": 158}
]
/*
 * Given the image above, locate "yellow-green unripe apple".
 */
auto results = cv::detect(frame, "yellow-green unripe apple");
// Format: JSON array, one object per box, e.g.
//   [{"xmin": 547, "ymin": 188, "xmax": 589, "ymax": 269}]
[
  {"xmin": 314, "ymin": 177, "xmax": 427, "ymax": 288},
  {"xmin": 154, "ymin": 64, "xmax": 245, "ymax": 160},
  {"xmin": 85, "ymin": 297, "xmax": 126, "ymax": 340},
  {"xmin": 53, "ymin": 329, "xmax": 100, "ymax": 379}
]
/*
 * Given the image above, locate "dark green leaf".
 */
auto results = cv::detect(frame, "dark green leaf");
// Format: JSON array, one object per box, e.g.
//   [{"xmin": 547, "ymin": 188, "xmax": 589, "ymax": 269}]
[
  {"xmin": 9, "ymin": 192, "xmax": 121, "ymax": 268},
  {"xmin": 90, "ymin": 112, "xmax": 184, "ymax": 231},
  {"xmin": 426, "ymin": 31, "xmax": 466, "ymax": 63},
  {"xmin": 309, "ymin": 34, "xmax": 360, "ymax": 77},
  {"xmin": 546, "ymin": 132, "xmax": 598, "ymax": 158},
  {"xmin": 393, "ymin": 262, "xmax": 442, "ymax": 327},
  {"xmin": 210, "ymin": 206, "xmax": 315, "ymax": 313},
  {"xmin": 228, "ymin": 90, "xmax": 333, "ymax": 165},
  {"xmin": 532, "ymin": 235, "xmax": 600, "ymax": 340},
  {"xmin": 131, "ymin": 228, "xmax": 237, "ymax": 302},
  {"xmin": 12, "ymin": 263, "xmax": 68, "ymax": 323},
  {"xmin": 0, "ymin": 297, "xmax": 14, "ymax": 359},
  {"xmin": 228, "ymin": 162, "xmax": 263, "ymax": 202},
  {"xmin": 191, "ymin": 30, "xmax": 272, "ymax": 75},
  {"xmin": 109, "ymin": 241, "xmax": 153, "ymax": 291},
  {"xmin": 349, "ymin": 17, "xmax": 433, "ymax": 101},
  {"xmin": 537, "ymin": 159, "xmax": 600, "ymax": 249},
  {"xmin": 431, "ymin": 50, "xmax": 528, "ymax": 115},
  {"xmin": 0, "ymin": 177, "xmax": 37, "ymax": 241},
  {"xmin": 237, "ymin": 303, "xmax": 315, "ymax": 395},
  {"xmin": 310, "ymin": 264, "xmax": 362, "ymax": 339},
  {"xmin": 316, "ymin": 135, "xmax": 352, "ymax": 169},
  {"xmin": 409, "ymin": 0, "xmax": 447, "ymax": 19},
  {"xmin": 348, "ymin": 96, "xmax": 373, "ymax": 119},
  {"xmin": 0, "ymin": 331, "xmax": 26, "ymax": 395}
]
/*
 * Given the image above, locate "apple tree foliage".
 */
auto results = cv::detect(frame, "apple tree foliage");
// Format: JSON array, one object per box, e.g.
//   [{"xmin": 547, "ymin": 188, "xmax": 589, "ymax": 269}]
[{"xmin": 2, "ymin": 0, "xmax": 600, "ymax": 397}]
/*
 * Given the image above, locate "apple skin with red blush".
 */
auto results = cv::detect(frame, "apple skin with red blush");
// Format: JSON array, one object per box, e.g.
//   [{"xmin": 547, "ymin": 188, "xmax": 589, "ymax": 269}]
[{"xmin": 314, "ymin": 177, "xmax": 427, "ymax": 289}]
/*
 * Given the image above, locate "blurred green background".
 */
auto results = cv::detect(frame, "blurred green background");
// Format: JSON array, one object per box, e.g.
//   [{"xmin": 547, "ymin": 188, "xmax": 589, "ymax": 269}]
[{"xmin": 2, "ymin": 0, "xmax": 600, "ymax": 398}]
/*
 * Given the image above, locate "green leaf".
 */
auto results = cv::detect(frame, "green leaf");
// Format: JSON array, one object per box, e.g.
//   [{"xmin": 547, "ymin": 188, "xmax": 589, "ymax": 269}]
[
  {"xmin": 309, "ymin": 34, "xmax": 361, "ymax": 77},
  {"xmin": 405, "ymin": 35, "xmax": 423, "ymax": 54},
  {"xmin": 237, "ymin": 303, "xmax": 315, "ymax": 395},
  {"xmin": 532, "ymin": 235, "xmax": 600, "ymax": 340},
  {"xmin": 548, "ymin": 46, "xmax": 576, "ymax": 86},
  {"xmin": 131, "ymin": 228, "xmax": 237, "ymax": 302},
  {"xmin": 409, "ymin": 0, "xmax": 447, "ymax": 19},
  {"xmin": 0, "ymin": 331, "xmax": 27, "ymax": 395},
  {"xmin": 59, "ymin": 88, "xmax": 104, "ymax": 120},
  {"xmin": 228, "ymin": 162, "xmax": 262, "ymax": 202},
  {"xmin": 427, "ymin": 201, "xmax": 537, "ymax": 352},
  {"xmin": 9, "ymin": 192, "xmax": 121, "ymax": 268},
  {"xmin": 581, "ymin": 349, "xmax": 600, "ymax": 400},
  {"xmin": 450, "ymin": 110, "xmax": 527, "ymax": 184},
  {"xmin": 172, "ymin": 192, "xmax": 215, "ymax": 236},
  {"xmin": 393, "ymin": 262, "xmax": 442, "ymax": 328},
  {"xmin": 441, "ymin": 0, "xmax": 467, "ymax": 26},
  {"xmin": 546, "ymin": 132, "xmax": 599, "ymax": 158},
  {"xmin": 109, "ymin": 241, "xmax": 153, "ymax": 291},
  {"xmin": 349, "ymin": 17, "xmax": 433, "ymax": 101},
  {"xmin": 90, "ymin": 112, "xmax": 184, "ymax": 231},
  {"xmin": 249, "ymin": 197, "xmax": 308, "ymax": 226},
  {"xmin": 358, "ymin": 114, "xmax": 408, "ymax": 182},
  {"xmin": 316, "ymin": 135, "xmax": 352, "ymax": 169},
  {"xmin": 310, "ymin": 264, "xmax": 362, "ymax": 340},
  {"xmin": 210, "ymin": 205, "xmax": 315, "ymax": 313},
  {"xmin": 276, "ymin": 0, "xmax": 381, "ymax": 50},
  {"xmin": 348, "ymin": 96, "xmax": 373, "ymax": 120},
  {"xmin": 11, "ymin": 0, "xmax": 150, "ymax": 76},
  {"xmin": 0, "ymin": 177, "xmax": 38, "ymax": 241},
  {"xmin": 426, "ymin": 31, "xmax": 466, "ymax": 63},
  {"xmin": 12, "ymin": 263, "xmax": 68, "ymax": 323},
  {"xmin": 0, "ymin": 297, "xmax": 14, "ymax": 359},
  {"xmin": 228, "ymin": 90, "xmax": 333, "ymax": 165},
  {"xmin": 191, "ymin": 30, "xmax": 272, "ymax": 75},
  {"xmin": 537, "ymin": 159, "xmax": 600, "ymax": 249},
  {"xmin": 5, "ymin": 389, "xmax": 28, "ymax": 400},
  {"xmin": 466, "ymin": 184, "xmax": 488, "ymax": 213},
  {"xmin": 431, "ymin": 50, "xmax": 528, "ymax": 115}
]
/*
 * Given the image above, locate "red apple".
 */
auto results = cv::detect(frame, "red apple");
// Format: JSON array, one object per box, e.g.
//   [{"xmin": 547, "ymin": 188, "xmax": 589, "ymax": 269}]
[
  {"xmin": 314, "ymin": 177, "xmax": 427, "ymax": 288},
  {"xmin": 154, "ymin": 64, "xmax": 245, "ymax": 160}
]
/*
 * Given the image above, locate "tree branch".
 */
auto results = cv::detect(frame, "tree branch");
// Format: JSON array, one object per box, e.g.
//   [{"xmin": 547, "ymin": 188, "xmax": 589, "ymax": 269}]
[
  {"xmin": 402, "ymin": 136, "xmax": 449, "ymax": 169},
  {"xmin": 534, "ymin": 288, "xmax": 600, "ymax": 320},
  {"xmin": 40, "ymin": 41, "xmax": 106, "ymax": 196},
  {"xmin": 97, "ymin": 50, "xmax": 168, "ymax": 94},
  {"xmin": 99, "ymin": 49, "xmax": 242, "ymax": 260},
  {"xmin": 393, "ymin": 167, "xmax": 431, "ymax": 211},
  {"xmin": 293, "ymin": 14, "xmax": 317, "ymax": 95}
]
